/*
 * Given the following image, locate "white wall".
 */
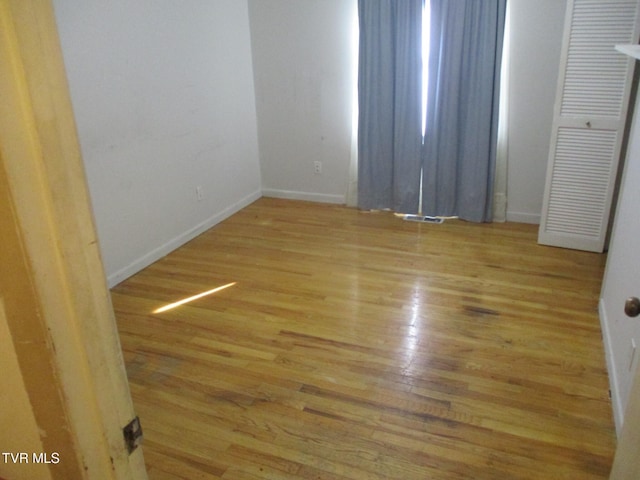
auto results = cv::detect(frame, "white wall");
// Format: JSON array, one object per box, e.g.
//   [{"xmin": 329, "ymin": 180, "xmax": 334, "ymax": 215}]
[
  {"xmin": 506, "ymin": 0, "xmax": 567, "ymax": 223},
  {"xmin": 248, "ymin": 0, "xmax": 356, "ymax": 204},
  {"xmin": 53, "ymin": 0, "xmax": 261, "ymax": 286}
]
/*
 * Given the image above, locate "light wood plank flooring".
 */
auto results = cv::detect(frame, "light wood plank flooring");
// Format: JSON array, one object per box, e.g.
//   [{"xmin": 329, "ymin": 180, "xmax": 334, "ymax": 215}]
[{"xmin": 112, "ymin": 197, "xmax": 616, "ymax": 479}]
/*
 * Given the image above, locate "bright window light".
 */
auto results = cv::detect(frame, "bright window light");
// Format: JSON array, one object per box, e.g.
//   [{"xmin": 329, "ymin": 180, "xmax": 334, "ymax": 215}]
[{"xmin": 422, "ymin": 0, "xmax": 431, "ymax": 137}]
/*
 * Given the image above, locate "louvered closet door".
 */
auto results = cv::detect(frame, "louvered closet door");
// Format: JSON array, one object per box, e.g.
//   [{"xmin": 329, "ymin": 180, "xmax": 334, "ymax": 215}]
[{"xmin": 538, "ymin": 0, "xmax": 640, "ymax": 252}]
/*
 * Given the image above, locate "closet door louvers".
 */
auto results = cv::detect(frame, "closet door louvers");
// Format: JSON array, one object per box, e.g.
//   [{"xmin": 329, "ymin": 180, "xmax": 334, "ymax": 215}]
[{"xmin": 538, "ymin": 0, "xmax": 640, "ymax": 252}]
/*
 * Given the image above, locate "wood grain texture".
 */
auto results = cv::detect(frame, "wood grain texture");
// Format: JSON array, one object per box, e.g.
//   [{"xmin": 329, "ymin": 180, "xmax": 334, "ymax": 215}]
[{"xmin": 112, "ymin": 198, "xmax": 615, "ymax": 479}]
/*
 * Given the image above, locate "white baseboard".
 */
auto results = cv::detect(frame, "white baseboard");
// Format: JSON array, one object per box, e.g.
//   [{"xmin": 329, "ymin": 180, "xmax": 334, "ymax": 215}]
[
  {"xmin": 599, "ymin": 298, "xmax": 624, "ymax": 436},
  {"xmin": 506, "ymin": 211, "xmax": 541, "ymax": 224},
  {"xmin": 262, "ymin": 188, "xmax": 345, "ymax": 205},
  {"xmin": 106, "ymin": 189, "xmax": 262, "ymax": 287}
]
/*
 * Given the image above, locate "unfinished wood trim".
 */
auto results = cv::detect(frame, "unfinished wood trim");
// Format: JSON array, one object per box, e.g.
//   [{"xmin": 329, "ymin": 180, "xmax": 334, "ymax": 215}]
[
  {"xmin": 0, "ymin": 296, "xmax": 55, "ymax": 480},
  {"xmin": 0, "ymin": 0, "xmax": 146, "ymax": 478}
]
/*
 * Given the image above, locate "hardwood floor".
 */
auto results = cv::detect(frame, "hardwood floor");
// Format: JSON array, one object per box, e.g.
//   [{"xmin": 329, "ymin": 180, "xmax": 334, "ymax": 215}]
[{"xmin": 111, "ymin": 197, "xmax": 616, "ymax": 479}]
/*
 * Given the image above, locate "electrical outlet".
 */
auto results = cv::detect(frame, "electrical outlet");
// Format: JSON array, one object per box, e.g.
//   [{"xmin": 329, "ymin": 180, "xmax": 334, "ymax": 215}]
[
  {"xmin": 196, "ymin": 186, "xmax": 204, "ymax": 201},
  {"xmin": 314, "ymin": 161, "xmax": 322, "ymax": 174}
]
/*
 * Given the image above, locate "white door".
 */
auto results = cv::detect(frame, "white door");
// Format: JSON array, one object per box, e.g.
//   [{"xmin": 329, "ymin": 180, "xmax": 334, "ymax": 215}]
[
  {"xmin": 600, "ymin": 87, "xmax": 640, "ymax": 434},
  {"xmin": 538, "ymin": 0, "xmax": 640, "ymax": 252}
]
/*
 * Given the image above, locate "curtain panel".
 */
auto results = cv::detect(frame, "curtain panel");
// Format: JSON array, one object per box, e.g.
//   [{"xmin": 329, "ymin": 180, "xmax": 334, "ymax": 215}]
[
  {"xmin": 357, "ymin": 0, "xmax": 423, "ymax": 214},
  {"xmin": 423, "ymin": 0, "xmax": 506, "ymax": 222}
]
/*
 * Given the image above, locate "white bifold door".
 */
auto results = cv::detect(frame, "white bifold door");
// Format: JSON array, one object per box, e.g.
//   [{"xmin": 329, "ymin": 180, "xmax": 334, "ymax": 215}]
[{"xmin": 538, "ymin": 0, "xmax": 640, "ymax": 252}]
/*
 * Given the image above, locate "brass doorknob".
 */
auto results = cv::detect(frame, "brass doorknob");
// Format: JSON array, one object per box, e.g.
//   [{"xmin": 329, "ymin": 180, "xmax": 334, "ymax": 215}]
[{"xmin": 624, "ymin": 297, "xmax": 640, "ymax": 318}]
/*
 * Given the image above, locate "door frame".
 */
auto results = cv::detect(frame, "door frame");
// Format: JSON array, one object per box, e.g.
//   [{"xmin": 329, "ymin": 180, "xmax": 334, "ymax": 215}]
[
  {"xmin": 0, "ymin": 0, "xmax": 146, "ymax": 478},
  {"xmin": 610, "ymin": 359, "xmax": 640, "ymax": 478}
]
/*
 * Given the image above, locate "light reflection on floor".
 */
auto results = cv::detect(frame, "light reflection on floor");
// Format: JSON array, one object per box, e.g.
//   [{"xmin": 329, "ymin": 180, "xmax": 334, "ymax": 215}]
[{"xmin": 152, "ymin": 282, "xmax": 236, "ymax": 314}]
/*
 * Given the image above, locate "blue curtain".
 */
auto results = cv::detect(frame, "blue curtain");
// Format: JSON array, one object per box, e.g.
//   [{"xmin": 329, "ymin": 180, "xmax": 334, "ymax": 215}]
[
  {"xmin": 422, "ymin": 0, "xmax": 506, "ymax": 222},
  {"xmin": 357, "ymin": 0, "xmax": 423, "ymax": 214}
]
